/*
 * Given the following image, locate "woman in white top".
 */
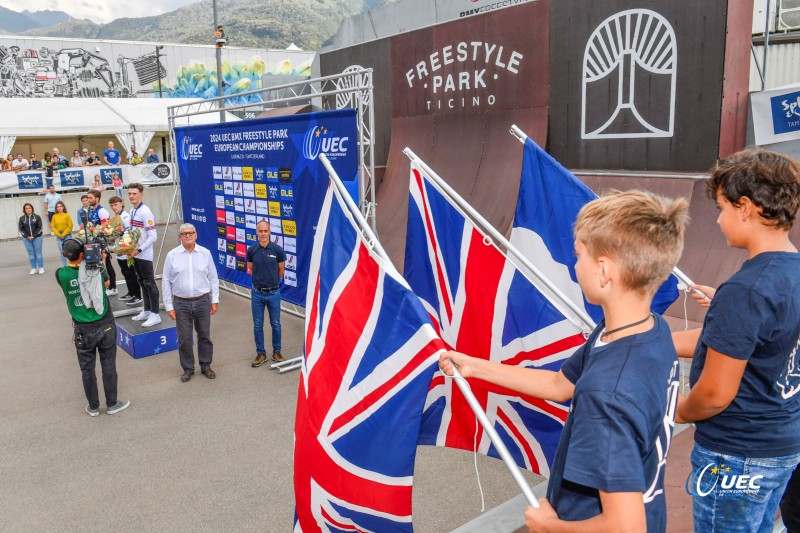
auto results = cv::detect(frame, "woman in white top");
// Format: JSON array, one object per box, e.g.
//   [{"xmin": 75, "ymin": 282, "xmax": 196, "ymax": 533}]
[{"xmin": 70, "ymin": 150, "xmax": 83, "ymax": 167}]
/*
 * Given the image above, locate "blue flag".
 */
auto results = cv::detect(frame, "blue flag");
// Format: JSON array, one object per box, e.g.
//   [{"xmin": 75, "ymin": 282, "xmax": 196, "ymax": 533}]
[{"xmin": 511, "ymin": 138, "xmax": 680, "ymax": 323}]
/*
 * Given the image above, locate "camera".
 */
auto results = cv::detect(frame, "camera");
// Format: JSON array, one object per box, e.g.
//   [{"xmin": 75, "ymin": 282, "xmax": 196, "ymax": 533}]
[{"xmin": 79, "ymin": 211, "xmax": 108, "ymax": 270}]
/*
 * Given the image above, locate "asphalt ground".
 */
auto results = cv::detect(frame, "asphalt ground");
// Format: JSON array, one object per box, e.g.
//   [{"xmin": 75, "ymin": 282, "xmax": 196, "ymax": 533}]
[{"xmin": 0, "ymin": 228, "xmax": 539, "ymax": 532}]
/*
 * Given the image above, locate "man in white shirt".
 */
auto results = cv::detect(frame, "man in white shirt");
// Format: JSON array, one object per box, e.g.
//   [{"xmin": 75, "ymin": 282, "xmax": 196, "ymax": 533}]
[
  {"xmin": 11, "ymin": 152, "xmax": 29, "ymax": 172},
  {"xmin": 162, "ymin": 223, "xmax": 220, "ymax": 382},
  {"xmin": 127, "ymin": 182, "xmax": 161, "ymax": 327}
]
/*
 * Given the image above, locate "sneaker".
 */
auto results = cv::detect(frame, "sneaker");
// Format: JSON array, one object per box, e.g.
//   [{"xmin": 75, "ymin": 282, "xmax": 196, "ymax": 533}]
[
  {"xmin": 107, "ymin": 400, "xmax": 130, "ymax": 415},
  {"xmin": 85, "ymin": 405, "xmax": 100, "ymax": 417},
  {"xmin": 119, "ymin": 294, "xmax": 133, "ymax": 301},
  {"xmin": 142, "ymin": 314, "xmax": 162, "ymax": 327},
  {"xmin": 37, "ymin": 267, "xmax": 45, "ymax": 274},
  {"xmin": 29, "ymin": 268, "xmax": 36, "ymax": 275},
  {"xmin": 106, "ymin": 288, "xmax": 118, "ymax": 296},
  {"xmin": 272, "ymin": 351, "xmax": 285, "ymax": 363},
  {"xmin": 126, "ymin": 296, "xmax": 143, "ymax": 306},
  {"xmin": 132, "ymin": 311, "xmax": 150, "ymax": 321},
  {"xmin": 252, "ymin": 353, "xmax": 268, "ymax": 367}
]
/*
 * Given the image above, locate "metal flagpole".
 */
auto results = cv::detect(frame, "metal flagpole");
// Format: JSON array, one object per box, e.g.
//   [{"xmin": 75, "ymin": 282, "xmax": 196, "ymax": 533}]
[
  {"xmin": 403, "ymin": 147, "xmax": 596, "ymax": 334},
  {"xmin": 318, "ymin": 154, "xmax": 540, "ymax": 508},
  {"xmin": 508, "ymin": 124, "xmax": 702, "ymax": 297}
]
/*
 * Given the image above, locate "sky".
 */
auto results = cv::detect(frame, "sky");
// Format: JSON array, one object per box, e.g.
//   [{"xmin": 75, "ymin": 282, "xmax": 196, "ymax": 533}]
[{"xmin": 2, "ymin": 0, "xmax": 200, "ymax": 25}]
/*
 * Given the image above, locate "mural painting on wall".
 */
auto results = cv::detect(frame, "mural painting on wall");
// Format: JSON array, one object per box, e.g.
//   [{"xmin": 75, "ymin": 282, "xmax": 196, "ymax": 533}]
[
  {"xmin": 0, "ymin": 44, "xmax": 311, "ymax": 101},
  {"xmin": 166, "ymin": 57, "xmax": 311, "ymax": 104}
]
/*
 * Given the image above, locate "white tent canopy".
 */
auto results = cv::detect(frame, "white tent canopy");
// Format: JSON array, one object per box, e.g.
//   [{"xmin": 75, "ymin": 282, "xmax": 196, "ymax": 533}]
[{"xmin": 0, "ymin": 97, "xmax": 239, "ymax": 137}]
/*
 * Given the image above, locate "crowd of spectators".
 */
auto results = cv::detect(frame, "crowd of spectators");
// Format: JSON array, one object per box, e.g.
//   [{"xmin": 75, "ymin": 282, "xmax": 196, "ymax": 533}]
[{"xmin": 1, "ymin": 143, "xmax": 160, "ymax": 173}]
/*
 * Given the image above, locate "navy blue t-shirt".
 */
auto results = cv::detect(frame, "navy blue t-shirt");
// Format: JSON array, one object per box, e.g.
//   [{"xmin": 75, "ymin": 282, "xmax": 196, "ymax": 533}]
[
  {"xmin": 690, "ymin": 252, "xmax": 800, "ymax": 457},
  {"xmin": 548, "ymin": 314, "xmax": 679, "ymax": 532},
  {"xmin": 246, "ymin": 241, "xmax": 285, "ymax": 288}
]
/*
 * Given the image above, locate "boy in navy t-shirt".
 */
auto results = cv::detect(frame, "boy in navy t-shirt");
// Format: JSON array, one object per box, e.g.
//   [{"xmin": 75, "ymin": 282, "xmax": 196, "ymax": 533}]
[
  {"xmin": 673, "ymin": 149, "xmax": 800, "ymax": 532},
  {"xmin": 441, "ymin": 190, "xmax": 689, "ymax": 532}
]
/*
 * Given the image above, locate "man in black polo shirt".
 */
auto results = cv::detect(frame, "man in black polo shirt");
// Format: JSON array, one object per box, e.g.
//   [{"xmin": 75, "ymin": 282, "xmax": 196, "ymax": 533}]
[{"xmin": 247, "ymin": 219, "xmax": 286, "ymax": 367}]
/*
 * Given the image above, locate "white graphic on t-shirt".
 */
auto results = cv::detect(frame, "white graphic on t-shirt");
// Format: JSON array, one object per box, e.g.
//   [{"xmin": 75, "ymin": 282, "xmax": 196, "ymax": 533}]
[
  {"xmin": 643, "ymin": 360, "xmax": 679, "ymax": 503},
  {"xmin": 778, "ymin": 333, "xmax": 800, "ymax": 399}
]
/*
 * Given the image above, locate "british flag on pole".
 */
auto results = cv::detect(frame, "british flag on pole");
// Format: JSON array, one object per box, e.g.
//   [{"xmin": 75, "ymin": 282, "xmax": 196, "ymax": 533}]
[
  {"xmin": 405, "ymin": 163, "xmax": 587, "ymax": 475},
  {"xmin": 294, "ymin": 182, "xmax": 445, "ymax": 532}
]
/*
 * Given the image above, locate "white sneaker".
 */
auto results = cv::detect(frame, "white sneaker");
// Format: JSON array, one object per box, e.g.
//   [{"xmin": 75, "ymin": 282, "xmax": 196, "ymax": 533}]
[
  {"xmin": 37, "ymin": 267, "xmax": 44, "ymax": 274},
  {"xmin": 107, "ymin": 288, "xmax": 118, "ymax": 296},
  {"xmin": 142, "ymin": 314, "xmax": 162, "ymax": 328},
  {"xmin": 132, "ymin": 311, "xmax": 150, "ymax": 321},
  {"xmin": 29, "ymin": 268, "xmax": 36, "ymax": 275}
]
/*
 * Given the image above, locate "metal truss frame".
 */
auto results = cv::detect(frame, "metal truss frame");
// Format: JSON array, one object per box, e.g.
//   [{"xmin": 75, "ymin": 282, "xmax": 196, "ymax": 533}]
[{"xmin": 164, "ymin": 69, "xmax": 375, "ymax": 372}]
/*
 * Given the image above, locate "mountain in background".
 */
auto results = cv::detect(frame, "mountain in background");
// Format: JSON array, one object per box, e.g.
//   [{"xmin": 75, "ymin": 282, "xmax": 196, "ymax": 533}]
[
  {"xmin": 0, "ymin": 6, "xmax": 71, "ymax": 32},
  {"xmin": 22, "ymin": 9, "xmax": 71, "ymax": 28},
  {"xmin": 15, "ymin": 0, "xmax": 387, "ymax": 50}
]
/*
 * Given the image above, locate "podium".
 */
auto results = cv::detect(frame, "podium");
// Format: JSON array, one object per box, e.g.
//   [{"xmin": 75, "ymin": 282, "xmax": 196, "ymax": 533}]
[
  {"xmin": 115, "ymin": 317, "xmax": 179, "ymax": 359},
  {"xmin": 109, "ymin": 291, "xmax": 178, "ymax": 359}
]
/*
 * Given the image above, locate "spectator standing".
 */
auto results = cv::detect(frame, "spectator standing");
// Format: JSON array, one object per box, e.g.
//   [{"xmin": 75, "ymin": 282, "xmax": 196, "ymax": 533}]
[
  {"xmin": 50, "ymin": 201, "xmax": 73, "ymax": 267},
  {"xmin": 42, "ymin": 152, "xmax": 54, "ymax": 187},
  {"xmin": 130, "ymin": 152, "xmax": 142, "ymax": 166},
  {"xmin": 673, "ymin": 150, "xmax": 800, "ymax": 532},
  {"xmin": 2, "ymin": 154, "xmax": 12, "ymax": 171},
  {"xmin": 56, "ymin": 239, "xmax": 130, "ymax": 417},
  {"xmin": 162, "ymin": 223, "xmax": 220, "ymax": 382},
  {"xmin": 76, "ymin": 194, "xmax": 90, "ymax": 229},
  {"xmin": 84, "ymin": 151, "xmax": 102, "ymax": 166},
  {"xmin": 108, "ymin": 195, "xmax": 141, "ymax": 305},
  {"xmin": 11, "ymin": 152, "xmax": 29, "ymax": 172},
  {"xmin": 247, "ymin": 220, "xmax": 286, "ymax": 366},
  {"xmin": 42, "ymin": 184, "xmax": 62, "ymax": 222},
  {"xmin": 29, "ymin": 153, "xmax": 41, "ymax": 170},
  {"xmin": 111, "ymin": 173, "xmax": 124, "ymax": 198},
  {"xmin": 70, "ymin": 150, "xmax": 83, "ymax": 167},
  {"xmin": 18, "ymin": 203, "xmax": 44, "ymax": 274},
  {"xmin": 145, "ymin": 148, "xmax": 159, "ymax": 163},
  {"xmin": 128, "ymin": 182, "xmax": 161, "ymax": 327},
  {"xmin": 125, "ymin": 144, "xmax": 136, "ymax": 165},
  {"xmin": 52, "ymin": 147, "xmax": 67, "ymax": 166},
  {"xmin": 80, "ymin": 148, "xmax": 89, "ymax": 163},
  {"xmin": 104, "ymin": 141, "xmax": 120, "ymax": 166}
]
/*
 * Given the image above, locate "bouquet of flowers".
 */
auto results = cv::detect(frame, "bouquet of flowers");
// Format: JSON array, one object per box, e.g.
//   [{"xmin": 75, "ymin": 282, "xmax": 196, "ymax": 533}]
[
  {"xmin": 76, "ymin": 216, "xmax": 125, "ymax": 241},
  {"xmin": 110, "ymin": 227, "xmax": 142, "ymax": 255}
]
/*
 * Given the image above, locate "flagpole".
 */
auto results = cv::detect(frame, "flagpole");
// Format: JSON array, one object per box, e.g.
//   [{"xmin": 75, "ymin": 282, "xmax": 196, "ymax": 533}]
[
  {"xmin": 318, "ymin": 153, "xmax": 541, "ymax": 509},
  {"xmin": 403, "ymin": 147, "xmax": 596, "ymax": 334},
  {"xmin": 449, "ymin": 366, "xmax": 540, "ymax": 508},
  {"xmin": 508, "ymin": 124, "xmax": 702, "ymax": 297},
  {"xmin": 318, "ymin": 154, "xmax": 392, "ymax": 268}
]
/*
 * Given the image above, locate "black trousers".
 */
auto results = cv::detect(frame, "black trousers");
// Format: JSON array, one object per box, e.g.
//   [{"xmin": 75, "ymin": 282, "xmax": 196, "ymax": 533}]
[
  {"xmin": 74, "ymin": 320, "xmax": 118, "ymax": 409},
  {"xmin": 116, "ymin": 257, "xmax": 140, "ymax": 298},
  {"xmin": 782, "ymin": 466, "xmax": 800, "ymax": 533},
  {"xmin": 133, "ymin": 257, "xmax": 159, "ymax": 313},
  {"xmin": 174, "ymin": 295, "xmax": 213, "ymax": 371},
  {"xmin": 104, "ymin": 253, "xmax": 116, "ymax": 286}
]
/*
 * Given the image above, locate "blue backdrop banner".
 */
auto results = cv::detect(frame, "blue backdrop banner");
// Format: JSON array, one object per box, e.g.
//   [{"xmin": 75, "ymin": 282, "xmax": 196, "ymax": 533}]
[{"xmin": 175, "ymin": 109, "xmax": 359, "ymax": 306}]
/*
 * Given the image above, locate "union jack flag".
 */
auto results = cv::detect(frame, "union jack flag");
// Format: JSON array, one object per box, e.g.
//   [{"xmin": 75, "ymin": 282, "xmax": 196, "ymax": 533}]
[
  {"xmin": 294, "ymin": 183, "xmax": 445, "ymax": 532},
  {"xmin": 405, "ymin": 163, "xmax": 587, "ymax": 475}
]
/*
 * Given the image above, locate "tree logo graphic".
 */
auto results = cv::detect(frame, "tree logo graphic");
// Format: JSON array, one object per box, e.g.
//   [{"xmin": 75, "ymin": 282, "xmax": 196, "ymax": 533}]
[{"xmin": 581, "ymin": 9, "xmax": 676, "ymax": 139}]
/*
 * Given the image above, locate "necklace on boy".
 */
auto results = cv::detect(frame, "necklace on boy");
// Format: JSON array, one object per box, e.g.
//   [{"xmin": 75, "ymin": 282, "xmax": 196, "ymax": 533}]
[{"xmin": 600, "ymin": 312, "xmax": 653, "ymax": 339}]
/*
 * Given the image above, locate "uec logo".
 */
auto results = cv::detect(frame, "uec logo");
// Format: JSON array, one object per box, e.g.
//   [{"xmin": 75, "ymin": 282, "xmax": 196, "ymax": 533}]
[
  {"xmin": 181, "ymin": 136, "xmax": 203, "ymax": 160},
  {"xmin": 686, "ymin": 463, "xmax": 763, "ymax": 497},
  {"xmin": 302, "ymin": 125, "xmax": 348, "ymax": 160}
]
